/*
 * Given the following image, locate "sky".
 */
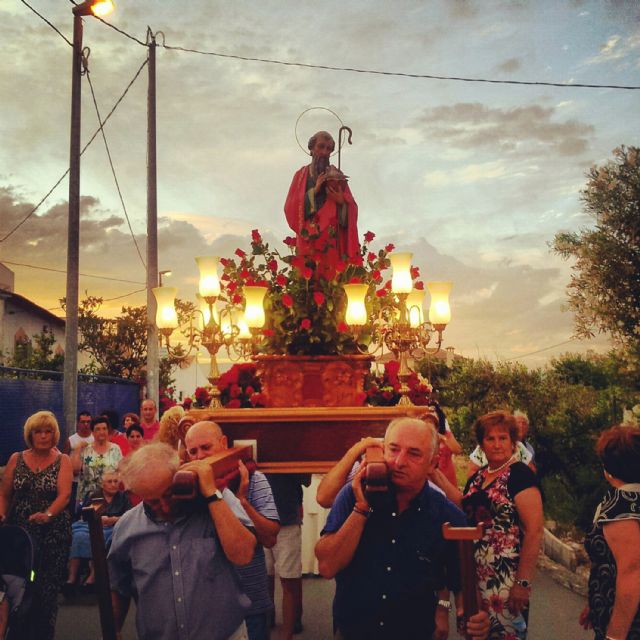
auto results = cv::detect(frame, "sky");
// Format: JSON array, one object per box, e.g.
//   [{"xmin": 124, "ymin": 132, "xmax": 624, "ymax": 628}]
[{"xmin": 1, "ymin": 0, "xmax": 639, "ymax": 368}]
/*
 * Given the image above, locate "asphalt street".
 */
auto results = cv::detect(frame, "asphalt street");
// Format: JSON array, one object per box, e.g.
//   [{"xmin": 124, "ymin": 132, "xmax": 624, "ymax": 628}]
[{"xmin": 56, "ymin": 567, "xmax": 591, "ymax": 639}]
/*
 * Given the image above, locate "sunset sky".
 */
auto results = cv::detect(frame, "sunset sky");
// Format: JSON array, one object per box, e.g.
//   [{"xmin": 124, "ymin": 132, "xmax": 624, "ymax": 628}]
[{"xmin": 1, "ymin": 0, "xmax": 639, "ymax": 367}]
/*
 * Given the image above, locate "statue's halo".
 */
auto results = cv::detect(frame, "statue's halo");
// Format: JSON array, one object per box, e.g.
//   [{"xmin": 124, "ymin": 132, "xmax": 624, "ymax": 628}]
[{"xmin": 295, "ymin": 106, "xmax": 344, "ymax": 156}]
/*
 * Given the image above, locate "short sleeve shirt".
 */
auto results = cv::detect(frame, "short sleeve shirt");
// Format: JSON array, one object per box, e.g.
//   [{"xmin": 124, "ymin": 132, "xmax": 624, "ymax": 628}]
[{"xmin": 469, "ymin": 441, "xmax": 532, "ymax": 468}]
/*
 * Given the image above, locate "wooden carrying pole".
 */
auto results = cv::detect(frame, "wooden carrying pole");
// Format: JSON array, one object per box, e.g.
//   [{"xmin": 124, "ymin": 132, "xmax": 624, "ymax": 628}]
[
  {"xmin": 83, "ymin": 500, "xmax": 117, "ymax": 640},
  {"xmin": 442, "ymin": 523, "xmax": 483, "ymax": 640}
]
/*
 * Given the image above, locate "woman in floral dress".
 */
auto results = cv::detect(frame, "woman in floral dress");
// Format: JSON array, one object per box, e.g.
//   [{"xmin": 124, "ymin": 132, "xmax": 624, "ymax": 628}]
[
  {"xmin": 462, "ymin": 411, "xmax": 544, "ymax": 640},
  {"xmin": 580, "ymin": 425, "xmax": 640, "ymax": 640},
  {"xmin": 0, "ymin": 410, "xmax": 72, "ymax": 640},
  {"xmin": 72, "ymin": 415, "xmax": 123, "ymax": 508}
]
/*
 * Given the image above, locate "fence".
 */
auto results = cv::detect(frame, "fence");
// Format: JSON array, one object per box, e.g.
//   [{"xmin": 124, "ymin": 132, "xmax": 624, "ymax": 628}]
[{"xmin": 0, "ymin": 367, "xmax": 140, "ymax": 465}]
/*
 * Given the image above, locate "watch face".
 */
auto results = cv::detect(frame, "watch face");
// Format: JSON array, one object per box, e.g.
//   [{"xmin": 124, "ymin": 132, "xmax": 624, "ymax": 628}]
[{"xmin": 518, "ymin": 579, "xmax": 531, "ymax": 588}]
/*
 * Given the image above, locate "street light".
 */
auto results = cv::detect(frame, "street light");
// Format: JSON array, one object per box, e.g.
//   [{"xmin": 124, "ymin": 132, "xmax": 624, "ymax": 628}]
[
  {"xmin": 63, "ymin": 0, "xmax": 115, "ymax": 447},
  {"xmin": 159, "ymin": 269, "xmax": 172, "ymax": 286}
]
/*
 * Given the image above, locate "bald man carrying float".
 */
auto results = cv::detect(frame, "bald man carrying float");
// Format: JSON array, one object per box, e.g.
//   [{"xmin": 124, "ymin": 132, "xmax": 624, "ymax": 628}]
[
  {"xmin": 185, "ymin": 421, "xmax": 280, "ymax": 640},
  {"xmin": 315, "ymin": 417, "xmax": 490, "ymax": 640}
]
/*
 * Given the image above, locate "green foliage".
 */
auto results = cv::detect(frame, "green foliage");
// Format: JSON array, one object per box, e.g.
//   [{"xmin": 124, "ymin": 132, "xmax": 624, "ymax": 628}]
[
  {"xmin": 417, "ymin": 350, "xmax": 639, "ymax": 529},
  {"xmin": 6, "ymin": 326, "xmax": 64, "ymax": 372},
  {"xmin": 552, "ymin": 146, "xmax": 640, "ymax": 354}
]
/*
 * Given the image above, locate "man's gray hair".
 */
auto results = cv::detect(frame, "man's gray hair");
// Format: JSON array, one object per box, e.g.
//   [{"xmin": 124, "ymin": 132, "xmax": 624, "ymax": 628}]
[
  {"xmin": 119, "ymin": 442, "xmax": 179, "ymax": 490},
  {"xmin": 385, "ymin": 417, "xmax": 439, "ymax": 462}
]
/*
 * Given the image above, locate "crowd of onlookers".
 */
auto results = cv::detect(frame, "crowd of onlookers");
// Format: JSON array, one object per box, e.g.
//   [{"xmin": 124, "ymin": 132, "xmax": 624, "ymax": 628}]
[{"xmin": 0, "ymin": 400, "xmax": 637, "ymax": 640}]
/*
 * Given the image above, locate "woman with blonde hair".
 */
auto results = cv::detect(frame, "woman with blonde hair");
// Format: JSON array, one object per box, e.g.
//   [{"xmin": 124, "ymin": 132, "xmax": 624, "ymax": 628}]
[
  {"xmin": 156, "ymin": 405, "xmax": 185, "ymax": 449},
  {"xmin": 0, "ymin": 410, "xmax": 72, "ymax": 639}
]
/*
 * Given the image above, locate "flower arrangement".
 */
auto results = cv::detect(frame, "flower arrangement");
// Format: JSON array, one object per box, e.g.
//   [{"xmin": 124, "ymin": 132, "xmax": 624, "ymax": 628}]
[
  {"xmin": 218, "ymin": 363, "xmax": 267, "ymax": 408},
  {"xmin": 365, "ymin": 360, "xmax": 433, "ymax": 406},
  {"xmin": 220, "ymin": 228, "xmax": 425, "ymax": 356}
]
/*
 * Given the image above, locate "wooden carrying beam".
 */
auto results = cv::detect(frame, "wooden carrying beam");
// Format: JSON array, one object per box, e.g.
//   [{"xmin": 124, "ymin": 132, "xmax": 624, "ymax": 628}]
[
  {"xmin": 442, "ymin": 523, "xmax": 483, "ymax": 640},
  {"xmin": 83, "ymin": 499, "xmax": 117, "ymax": 640},
  {"xmin": 171, "ymin": 445, "xmax": 254, "ymax": 499}
]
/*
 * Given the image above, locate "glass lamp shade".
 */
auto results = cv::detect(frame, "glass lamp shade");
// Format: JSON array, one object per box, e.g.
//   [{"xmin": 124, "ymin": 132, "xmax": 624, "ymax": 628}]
[
  {"xmin": 243, "ymin": 286, "xmax": 267, "ymax": 328},
  {"xmin": 196, "ymin": 256, "xmax": 221, "ymax": 299},
  {"xmin": 390, "ymin": 252, "xmax": 413, "ymax": 294},
  {"xmin": 406, "ymin": 289, "xmax": 425, "ymax": 328},
  {"xmin": 235, "ymin": 312, "xmax": 252, "ymax": 340},
  {"xmin": 343, "ymin": 284, "xmax": 369, "ymax": 326},
  {"xmin": 427, "ymin": 281, "xmax": 452, "ymax": 325},
  {"xmin": 196, "ymin": 294, "xmax": 219, "ymax": 328},
  {"xmin": 152, "ymin": 286, "xmax": 178, "ymax": 330}
]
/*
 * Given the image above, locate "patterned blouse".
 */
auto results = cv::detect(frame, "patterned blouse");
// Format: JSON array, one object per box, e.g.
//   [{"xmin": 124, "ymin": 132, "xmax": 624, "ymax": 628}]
[
  {"xmin": 76, "ymin": 443, "xmax": 123, "ymax": 504},
  {"xmin": 585, "ymin": 484, "xmax": 640, "ymax": 640}
]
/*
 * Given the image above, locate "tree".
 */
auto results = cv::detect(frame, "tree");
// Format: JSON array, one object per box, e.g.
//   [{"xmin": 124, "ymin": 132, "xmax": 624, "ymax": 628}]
[
  {"xmin": 73, "ymin": 296, "xmax": 193, "ymax": 388},
  {"xmin": 6, "ymin": 326, "xmax": 64, "ymax": 372},
  {"xmin": 553, "ymin": 146, "xmax": 640, "ymax": 354}
]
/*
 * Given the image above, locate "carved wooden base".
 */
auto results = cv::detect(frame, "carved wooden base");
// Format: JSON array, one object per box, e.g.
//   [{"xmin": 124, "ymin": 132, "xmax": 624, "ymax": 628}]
[
  {"xmin": 254, "ymin": 354, "xmax": 374, "ymax": 407},
  {"xmin": 189, "ymin": 405, "xmax": 426, "ymax": 472}
]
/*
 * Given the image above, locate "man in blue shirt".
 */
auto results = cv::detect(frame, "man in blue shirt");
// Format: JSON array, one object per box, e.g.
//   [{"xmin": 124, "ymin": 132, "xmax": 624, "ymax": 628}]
[
  {"xmin": 108, "ymin": 442, "xmax": 256, "ymax": 640},
  {"xmin": 316, "ymin": 417, "xmax": 489, "ymax": 640}
]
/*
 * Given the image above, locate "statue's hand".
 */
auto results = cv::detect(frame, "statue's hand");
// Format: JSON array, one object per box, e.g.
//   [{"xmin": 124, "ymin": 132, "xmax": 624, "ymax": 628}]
[
  {"xmin": 327, "ymin": 185, "xmax": 345, "ymax": 204},
  {"xmin": 314, "ymin": 172, "xmax": 327, "ymax": 194}
]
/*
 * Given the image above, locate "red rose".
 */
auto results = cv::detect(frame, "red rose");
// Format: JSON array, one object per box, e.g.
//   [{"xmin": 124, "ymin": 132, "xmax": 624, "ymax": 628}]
[
  {"xmin": 267, "ymin": 259, "xmax": 278, "ymax": 272},
  {"xmin": 384, "ymin": 243, "xmax": 395, "ymax": 253},
  {"xmin": 337, "ymin": 322, "xmax": 349, "ymax": 333},
  {"xmin": 235, "ymin": 248, "xmax": 246, "ymax": 258},
  {"xmin": 263, "ymin": 328, "xmax": 275, "ymax": 337},
  {"xmin": 291, "ymin": 256, "xmax": 305, "ymax": 270},
  {"xmin": 364, "ymin": 231, "xmax": 375, "ymax": 243},
  {"xmin": 239, "ymin": 269, "xmax": 250, "ymax": 278},
  {"xmin": 276, "ymin": 274, "xmax": 288, "ymax": 287},
  {"xmin": 384, "ymin": 280, "xmax": 392, "ymax": 290},
  {"xmin": 220, "ymin": 258, "xmax": 230, "ymax": 267},
  {"xmin": 302, "ymin": 267, "xmax": 313, "ymax": 279},
  {"xmin": 411, "ymin": 266, "xmax": 420, "ymax": 279},
  {"xmin": 283, "ymin": 236, "xmax": 297, "ymax": 247},
  {"xmin": 349, "ymin": 277, "xmax": 362, "ymax": 284},
  {"xmin": 282, "ymin": 294, "xmax": 294, "ymax": 308},
  {"xmin": 375, "ymin": 288, "xmax": 387, "ymax": 297},
  {"xmin": 226, "ymin": 399, "xmax": 242, "ymax": 409},
  {"xmin": 350, "ymin": 254, "xmax": 364, "ymax": 267},
  {"xmin": 372, "ymin": 269, "xmax": 382, "ymax": 282},
  {"xmin": 251, "ymin": 229, "xmax": 262, "ymax": 243},
  {"xmin": 367, "ymin": 252, "xmax": 376, "ymax": 263},
  {"xmin": 313, "ymin": 291, "xmax": 325, "ymax": 305},
  {"xmin": 226, "ymin": 281, "xmax": 237, "ymax": 293},
  {"xmin": 232, "ymin": 293, "xmax": 243, "ymax": 304},
  {"xmin": 245, "ymin": 385, "xmax": 255, "ymax": 395},
  {"xmin": 300, "ymin": 318, "xmax": 311, "ymax": 330},
  {"xmin": 335, "ymin": 261, "xmax": 346, "ymax": 273},
  {"xmin": 415, "ymin": 280, "xmax": 424, "ymax": 290},
  {"xmin": 229, "ymin": 384, "xmax": 242, "ymax": 398}
]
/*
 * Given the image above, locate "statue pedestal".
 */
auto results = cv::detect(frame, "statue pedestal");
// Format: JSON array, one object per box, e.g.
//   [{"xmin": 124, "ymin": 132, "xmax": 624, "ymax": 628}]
[{"xmin": 254, "ymin": 354, "xmax": 374, "ymax": 407}]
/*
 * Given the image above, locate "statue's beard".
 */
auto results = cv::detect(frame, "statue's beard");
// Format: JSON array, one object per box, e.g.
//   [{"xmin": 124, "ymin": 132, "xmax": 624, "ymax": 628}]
[{"xmin": 312, "ymin": 155, "xmax": 330, "ymax": 176}]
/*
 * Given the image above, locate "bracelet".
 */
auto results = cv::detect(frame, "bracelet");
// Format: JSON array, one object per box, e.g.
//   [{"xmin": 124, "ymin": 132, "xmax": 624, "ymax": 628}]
[{"xmin": 352, "ymin": 505, "xmax": 370, "ymax": 518}]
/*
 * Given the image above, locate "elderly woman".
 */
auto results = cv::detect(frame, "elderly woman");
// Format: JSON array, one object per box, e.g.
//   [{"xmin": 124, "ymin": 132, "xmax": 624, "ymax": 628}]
[
  {"xmin": 579, "ymin": 425, "xmax": 640, "ymax": 640},
  {"xmin": 462, "ymin": 411, "xmax": 544, "ymax": 640},
  {"xmin": 72, "ymin": 415, "xmax": 123, "ymax": 507},
  {"xmin": 65, "ymin": 468, "xmax": 132, "ymax": 593},
  {"xmin": 0, "ymin": 410, "xmax": 72, "ymax": 639}
]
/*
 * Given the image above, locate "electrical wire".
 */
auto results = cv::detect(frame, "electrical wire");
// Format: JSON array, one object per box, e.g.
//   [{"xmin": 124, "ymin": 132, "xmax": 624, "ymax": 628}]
[
  {"xmin": 160, "ymin": 43, "xmax": 640, "ymax": 91},
  {"xmin": 47, "ymin": 286, "xmax": 147, "ymax": 311},
  {"xmin": 504, "ymin": 338, "xmax": 576, "ymax": 361},
  {"xmin": 67, "ymin": 0, "xmax": 146, "ymax": 45},
  {"xmin": 86, "ymin": 65, "xmax": 147, "ymax": 270},
  {"xmin": 1, "ymin": 260, "xmax": 145, "ymax": 285},
  {"xmin": 0, "ymin": 57, "xmax": 148, "ymax": 244},
  {"xmin": 20, "ymin": 0, "xmax": 72, "ymax": 46}
]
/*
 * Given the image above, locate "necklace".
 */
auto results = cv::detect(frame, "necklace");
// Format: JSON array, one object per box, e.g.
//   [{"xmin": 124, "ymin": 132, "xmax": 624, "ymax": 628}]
[{"xmin": 487, "ymin": 455, "xmax": 515, "ymax": 474}]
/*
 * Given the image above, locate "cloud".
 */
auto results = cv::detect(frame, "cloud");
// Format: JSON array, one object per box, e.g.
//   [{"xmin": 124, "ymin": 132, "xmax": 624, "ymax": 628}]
[
  {"xmin": 414, "ymin": 102, "xmax": 594, "ymax": 157},
  {"xmin": 584, "ymin": 32, "xmax": 640, "ymax": 66},
  {"xmin": 496, "ymin": 57, "xmax": 523, "ymax": 73}
]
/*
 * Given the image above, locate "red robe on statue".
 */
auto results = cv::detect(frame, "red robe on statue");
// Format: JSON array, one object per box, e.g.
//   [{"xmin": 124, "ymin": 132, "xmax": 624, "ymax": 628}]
[{"xmin": 284, "ymin": 165, "xmax": 359, "ymax": 261}]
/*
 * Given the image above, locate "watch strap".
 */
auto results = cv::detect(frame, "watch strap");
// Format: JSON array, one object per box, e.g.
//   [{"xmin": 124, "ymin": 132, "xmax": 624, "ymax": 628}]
[
  {"xmin": 204, "ymin": 490, "xmax": 223, "ymax": 504},
  {"xmin": 437, "ymin": 599, "xmax": 452, "ymax": 610}
]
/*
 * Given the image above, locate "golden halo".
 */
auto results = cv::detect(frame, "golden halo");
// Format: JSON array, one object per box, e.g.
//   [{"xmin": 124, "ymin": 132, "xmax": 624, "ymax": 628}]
[{"xmin": 295, "ymin": 107, "xmax": 344, "ymax": 156}]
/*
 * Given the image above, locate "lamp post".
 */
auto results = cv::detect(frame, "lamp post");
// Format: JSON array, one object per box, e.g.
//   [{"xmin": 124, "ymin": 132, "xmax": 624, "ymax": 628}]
[{"xmin": 63, "ymin": 0, "xmax": 115, "ymax": 442}]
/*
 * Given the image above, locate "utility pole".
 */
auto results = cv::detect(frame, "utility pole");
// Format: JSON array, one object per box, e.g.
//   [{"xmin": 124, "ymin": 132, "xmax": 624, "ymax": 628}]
[
  {"xmin": 63, "ymin": 12, "xmax": 84, "ymax": 442},
  {"xmin": 146, "ymin": 29, "xmax": 159, "ymax": 406}
]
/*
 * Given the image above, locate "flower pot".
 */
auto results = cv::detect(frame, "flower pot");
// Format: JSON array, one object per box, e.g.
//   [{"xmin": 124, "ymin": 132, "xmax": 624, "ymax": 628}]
[{"xmin": 254, "ymin": 354, "xmax": 373, "ymax": 407}]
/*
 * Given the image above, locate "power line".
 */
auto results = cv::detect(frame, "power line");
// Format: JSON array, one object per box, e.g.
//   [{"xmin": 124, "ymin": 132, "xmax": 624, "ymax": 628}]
[
  {"xmin": 160, "ymin": 43, "xmax": 640, "ymax": 92},
  {"xmin": 505, "ymin": 338, "xmax": 576, "ymax": 361},
  {"xmin": 67, "ymin": 0, "xmax": 146, "ymax": 45},
  {"xmin": 1, "ymin": 260, "xmax": 145, "ymax": 285},
  {"xmin": 47, "ymin": 286, "xmax": 146, "ymax": 311},
  {"xmin": 0, "ymin": 57, "xmax": 148, "ymax": 244},
  {"xmin": 20, "ymin": 0, "xmax": 73, "ymax": 46},
  {"xmin": 86, "ymin": 65, "xmax": 147, "ymax": 270}
]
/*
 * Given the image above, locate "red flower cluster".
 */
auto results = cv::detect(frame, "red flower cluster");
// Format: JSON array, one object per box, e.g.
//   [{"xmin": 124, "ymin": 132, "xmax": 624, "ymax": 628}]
[
  {"xmin": 218, "ymin": 363, "xmax": 267, "ymax": 408},
  {"xmin": 364, "ymin": 361, "xmax": 433, "ymax": 407}
]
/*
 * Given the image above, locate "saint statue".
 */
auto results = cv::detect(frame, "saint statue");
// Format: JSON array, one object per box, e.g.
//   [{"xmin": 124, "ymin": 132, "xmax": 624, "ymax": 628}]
[{"xmin": 284, "ymin": 130, "xmax": 359, "ymax": 261}]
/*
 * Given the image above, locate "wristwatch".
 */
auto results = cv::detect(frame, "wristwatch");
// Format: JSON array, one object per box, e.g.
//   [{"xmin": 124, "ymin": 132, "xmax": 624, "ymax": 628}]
[
  {"xmin": 515, "ymin": 578, "xmax": 531, "ymax": 589},
  {"xmin": 46, "ymin": 511, "xmax": 54, "ymax": 519},
  {"xmin": 204, "ymin": 490, "xmax": 224, "ymax": 504},
  {"xmin": 437, "ymin": 599, "xmax": 452, "ymax": 611}
]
